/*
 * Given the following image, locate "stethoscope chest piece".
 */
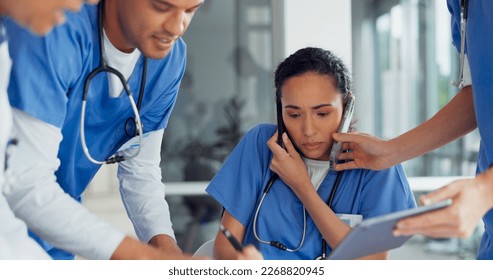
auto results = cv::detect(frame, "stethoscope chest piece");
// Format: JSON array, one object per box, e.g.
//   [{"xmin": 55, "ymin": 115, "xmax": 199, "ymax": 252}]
[{"xmin": 125, "ymin": 116, "xmax": 143, "ymax": 137}]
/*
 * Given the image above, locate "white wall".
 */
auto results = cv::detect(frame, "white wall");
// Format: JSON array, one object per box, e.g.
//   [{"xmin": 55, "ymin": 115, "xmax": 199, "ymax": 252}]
[{"xmin": 284, "ymin": 0, "xmax": 352, "ymax": 68}]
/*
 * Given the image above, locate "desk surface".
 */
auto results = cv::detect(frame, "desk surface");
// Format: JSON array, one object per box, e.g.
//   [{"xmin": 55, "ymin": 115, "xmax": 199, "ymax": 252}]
[{"xmin": 164, "ymin": 176, "xmax": 473, "ymax": 196}]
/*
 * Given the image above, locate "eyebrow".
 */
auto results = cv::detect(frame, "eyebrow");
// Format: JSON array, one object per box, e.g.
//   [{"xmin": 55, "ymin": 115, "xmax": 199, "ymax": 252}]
[
  {"xmin": 155, "ymin": 0, "xmax": 204, "ymax": 10},
  {"xmin": 284, "ymin": 104, "xmax": 333, "ymax": 110}
]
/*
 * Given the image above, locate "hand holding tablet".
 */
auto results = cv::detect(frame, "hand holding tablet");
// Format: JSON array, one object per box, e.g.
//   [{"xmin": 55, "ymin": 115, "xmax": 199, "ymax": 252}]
[{"xmin": 327, "ymin": 199, "xmax": 453, "ymax": 260}]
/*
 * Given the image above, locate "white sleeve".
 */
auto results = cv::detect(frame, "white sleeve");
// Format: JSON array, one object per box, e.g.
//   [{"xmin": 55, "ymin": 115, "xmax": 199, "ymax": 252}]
[
  {"xmin": 4, "ymin": 109, "xmax": 126, "ymax": 260},
  {"xmin": 117, "ymin": 129, "xmax": 175, "ymax": 243},
  {"xmin": 0, "ymin": 193, "xmax": 51, "ymax": 259}
]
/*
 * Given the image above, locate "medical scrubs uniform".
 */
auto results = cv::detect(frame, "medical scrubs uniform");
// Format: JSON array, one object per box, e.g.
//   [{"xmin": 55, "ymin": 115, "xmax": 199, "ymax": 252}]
[
  {"xmin": 5, "ymin": 4, "xmax": 186, "ymax": 259},
  {"xmin": 448, "ymin": 0, "xmax": 493, "ymax": 259},
  {"xmin": 206, "ymin": 124, "xmax": 416, "ymax": 260},
  {"xmin": 0, "ymin": 17, "xmax": 50, "ymax": 259}
]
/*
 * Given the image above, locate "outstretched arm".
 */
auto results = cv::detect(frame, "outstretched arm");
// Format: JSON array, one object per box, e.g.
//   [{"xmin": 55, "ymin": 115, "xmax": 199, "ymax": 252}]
[
  {"xmin": 118, "ymin": 129, "xmax": 182, "ymax": 255},
  {"xmin": 6, "ymin": 109, "xmax": 197, "ymax": 260},
  {"xmin": 333, "ymin": 86, "xmax": 476, "ymax": 171},
  {"xmin": 394, "ymin": 167, "xmax": 493, "ymax": 239}
]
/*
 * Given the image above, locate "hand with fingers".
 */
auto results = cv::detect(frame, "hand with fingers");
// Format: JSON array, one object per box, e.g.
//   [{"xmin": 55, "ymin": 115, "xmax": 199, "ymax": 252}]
[
  {"xmin": 393, "ymin": 175, "xmax": 493, "ymax": 239},
  {"xmin": 266, "ymin": 132, "xmax": 312, "ymax": 195},
  {"xmin": 332, "ymin": 132, "xmax": 396, "ymax": 171}
]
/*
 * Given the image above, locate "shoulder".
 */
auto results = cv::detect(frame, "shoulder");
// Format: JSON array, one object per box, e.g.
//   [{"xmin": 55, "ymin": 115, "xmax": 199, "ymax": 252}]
[
  {"xmin": 225, "ymin": 124, "xmax": 275, "ymax": 157},
  {"xmin": 62, "ymin": 4, "xmax": 97, "ymax": 33},
  {"xmin": 6, "ymin": 4, "xmax": 95, "ymax": 39},
  {"xmin": 147, "ymin": 38, "xmax": 187, "ymax": 86},
  {"xmin": 352, "ymin": 164, "xmax": 416, "ymax": 217},
  {"xmin": 341, "ymin": 163, "xmax": 411, "ymax": 196},
  {"xmin": 48, "ymin": 4, "xmax": 97, "ymax": 51},
  {"xmin": 361, "ymin": 163, "xmax": 408, "ymax": 184},
  {"xmin": 358, "ymin": 163, "xmax": 412, "ymax": 198},
  {"xmin": 5, "ymin": 4, "xmax": 96, "ymax": 58},
  {"xmin": 243, "ymin": 123, "xmax": 276, "ymax": 143}
]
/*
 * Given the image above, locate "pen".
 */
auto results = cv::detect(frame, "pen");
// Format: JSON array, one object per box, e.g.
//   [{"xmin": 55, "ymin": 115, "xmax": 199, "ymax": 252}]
[{"xmin": 220, "ymin": 224, "xmax": 243, "ymax": 252}]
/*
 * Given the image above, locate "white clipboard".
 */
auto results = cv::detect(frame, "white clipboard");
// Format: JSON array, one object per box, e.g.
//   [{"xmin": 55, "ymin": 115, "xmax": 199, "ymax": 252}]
[{"xmin": 328, "ymin": 199, "xmax": 453, "ymax": 260}]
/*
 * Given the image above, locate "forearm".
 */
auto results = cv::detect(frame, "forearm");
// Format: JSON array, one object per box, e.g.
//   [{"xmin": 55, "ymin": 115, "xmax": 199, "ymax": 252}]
[
  {"xmin": 118, "ymin": 129, "xmax": 176, "ymax": 244},
  {"xmin": 213, "ymin": 211, "xmax": 246, "ymax": 260},
  {"xmin": 6, "ymin": 109, "xmax": 125, "ymax": 259},
  {"xmin": 0, "ymin": 195, "xmax": 51, "ymax": 259},
  {"xmin": 213, "ymin": 233, "xmax": 238, "ymax": 260},
  {"xmin": 294, "ymin": 184, "xmax": 350, "ymax": 249},
  {"xmin": 389, "ymin": 86, "xmax": 476, "ymax": 165}
]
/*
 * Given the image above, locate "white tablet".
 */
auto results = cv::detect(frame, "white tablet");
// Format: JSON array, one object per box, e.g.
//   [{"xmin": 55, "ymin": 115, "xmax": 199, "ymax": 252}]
[{"xmin": 327, "ymin": 199, "xmax": 453, "ymax": 260}]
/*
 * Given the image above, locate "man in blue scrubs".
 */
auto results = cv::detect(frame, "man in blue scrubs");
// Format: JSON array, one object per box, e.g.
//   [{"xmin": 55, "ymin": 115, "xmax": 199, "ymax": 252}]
[
  {"xmin": 4, "ymin": 0, "xmax": 207, "ymax": 259},
  {"xmin": 333, "ymin": 0, "xmax": 493, "ymax": 259}
]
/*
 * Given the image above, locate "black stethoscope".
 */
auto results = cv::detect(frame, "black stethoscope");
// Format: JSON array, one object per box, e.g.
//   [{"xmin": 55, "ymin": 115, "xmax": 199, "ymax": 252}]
[
  {"xmin": 252, "ymin": 98, "xmax": 345, "ymax": 259},
  {"xmin": 80, "ymin": 0, "xmax": 148, "ymax": 165},
  {"xmin": 252, "ymin": 170, "xmax": 343, "ymax": 259},
  {"xmin": 452, "ymin": 0, "xmax": 469, "ymax": 88}
]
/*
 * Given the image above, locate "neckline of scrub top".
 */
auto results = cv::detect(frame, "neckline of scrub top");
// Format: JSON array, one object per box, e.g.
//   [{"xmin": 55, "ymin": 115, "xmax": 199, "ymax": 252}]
[{"xmin": 303, "ymin": 156, "xmax": 331, "ymax": 191}]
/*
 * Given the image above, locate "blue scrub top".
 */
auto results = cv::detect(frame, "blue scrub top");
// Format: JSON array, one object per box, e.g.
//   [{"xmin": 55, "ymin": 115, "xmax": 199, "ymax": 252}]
[
  {"xmin": 448, "ymin": 0, "xmax": 493, "ymax": 260},
  {"xmin": 207, "ymin": 124, "xmax": 416, "ymax": 260},
  {"xmin": 5, "ymin": 4, "xmax": 186, "ymax": 258}
]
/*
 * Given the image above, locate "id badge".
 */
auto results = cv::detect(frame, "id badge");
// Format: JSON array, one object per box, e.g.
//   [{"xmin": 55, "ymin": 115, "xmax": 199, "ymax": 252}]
[{"xmin": 336, "ymin": 214, "xmax": 363, "ymax": 227}]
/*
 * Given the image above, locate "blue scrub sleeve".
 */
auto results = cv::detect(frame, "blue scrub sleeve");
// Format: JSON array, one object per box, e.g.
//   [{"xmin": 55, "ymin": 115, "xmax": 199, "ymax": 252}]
[
  {"xmin": 447, "ymin": 0, "xmax": 462, "ymax": 54},
  {"xmin": 140, "ymin": 41, "xmax": 187, "ymax": 132},
  {"xmin": 206, "ymin": 124, "xmax": 273, "ymax": 227},
  {"xmin": 5, "ymin": 17, "xmax": 88, "ymax": 128}
]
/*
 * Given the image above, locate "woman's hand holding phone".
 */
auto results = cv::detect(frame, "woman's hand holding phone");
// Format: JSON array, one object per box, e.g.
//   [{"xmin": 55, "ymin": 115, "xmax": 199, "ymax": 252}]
[{"xmin": 267, "ymin": 132, "xmax": 312, "ymax": 195}]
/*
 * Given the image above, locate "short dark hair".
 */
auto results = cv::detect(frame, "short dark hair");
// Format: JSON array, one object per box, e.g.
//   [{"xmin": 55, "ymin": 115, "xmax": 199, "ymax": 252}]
[{"xmin": 274, "ymin": 47, "xmax": 352, "ymax": 103}]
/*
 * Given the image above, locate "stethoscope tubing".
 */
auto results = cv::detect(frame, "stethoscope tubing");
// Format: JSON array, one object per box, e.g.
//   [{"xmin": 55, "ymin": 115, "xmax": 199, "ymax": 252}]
[
  {"xmin": 80, "ymin": 94, "xmax": 142, "ymax": 165},
  {"xmin": 452, "ymin": 0, "xmax": 469, "ymax": 88},
  {"xmin": 253, "ymin": 170, "xmax": 343, "ymax": 255},
  {"xmin": 79, "ymin": 0, "xmax": 145, "ymax": 165},
  {"xmin": 253, "ymin": 174, "xmax": 307, "ymax": 252}
]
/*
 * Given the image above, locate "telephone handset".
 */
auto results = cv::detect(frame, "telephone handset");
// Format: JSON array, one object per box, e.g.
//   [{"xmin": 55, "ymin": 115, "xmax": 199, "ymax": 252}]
[
  {"xmin": 276, "ymin": 100, "xmax": 286, "ymax": 146},
  {"xmin": 329, "ymin": 95, "xmax": 355, "ymax": 169}
]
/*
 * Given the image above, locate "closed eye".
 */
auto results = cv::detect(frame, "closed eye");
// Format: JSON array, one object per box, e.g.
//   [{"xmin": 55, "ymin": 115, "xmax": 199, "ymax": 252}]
[
  {"xmin": 153, "ymin": 2, "xmax": 172, "ymax": 12},
  {"xmin": 186, "ymin": 6, "xmax": 201, "ymax": 14},
  {"xmin": 288, "ymin": 113, "xmax": 301, "ymax": 119}
]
